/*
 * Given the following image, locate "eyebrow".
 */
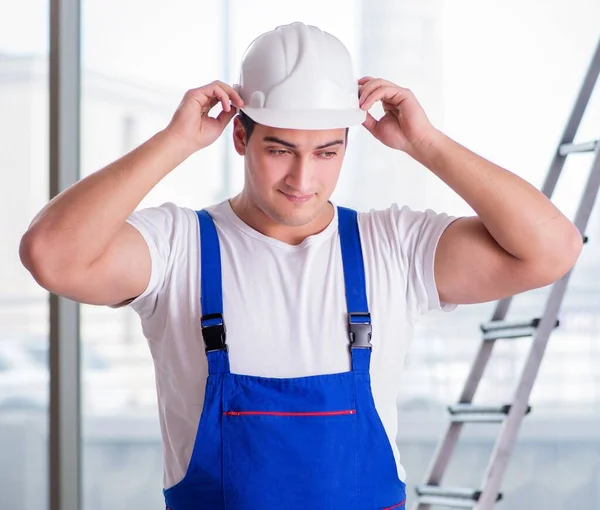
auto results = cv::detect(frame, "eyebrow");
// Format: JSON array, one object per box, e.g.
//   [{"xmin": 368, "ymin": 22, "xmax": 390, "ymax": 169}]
[{"xmin": 263, "ymin": 136, "xmax": 344, "ymax": 150}]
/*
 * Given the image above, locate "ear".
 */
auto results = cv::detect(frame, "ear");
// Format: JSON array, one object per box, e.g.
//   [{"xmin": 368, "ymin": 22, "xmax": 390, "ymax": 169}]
[{"xmin": 232, "ymin": 116, "xmax": 247, "ymax": 156}]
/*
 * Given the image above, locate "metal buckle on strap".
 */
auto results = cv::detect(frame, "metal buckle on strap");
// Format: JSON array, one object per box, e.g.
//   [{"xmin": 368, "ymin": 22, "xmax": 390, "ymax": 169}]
[
  {"xmin": 348, "ymin": 312, "xmax": 372, "ymax": 349},
  {"xmin": 201, "ymin": 313, "xmax": 228, "ymax": 353}
]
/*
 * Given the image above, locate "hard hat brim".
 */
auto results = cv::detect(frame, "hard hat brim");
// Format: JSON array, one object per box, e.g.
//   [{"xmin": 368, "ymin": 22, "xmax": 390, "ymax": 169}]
[{"xmin": 240, "ymin": 107, "xmax": 367, "ymax": 130}]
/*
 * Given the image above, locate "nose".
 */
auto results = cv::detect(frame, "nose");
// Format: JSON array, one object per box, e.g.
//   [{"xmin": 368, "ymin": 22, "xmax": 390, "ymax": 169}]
[{"xmin": 284, "ymin": 157, "xmax": 314, "ymax": 194}]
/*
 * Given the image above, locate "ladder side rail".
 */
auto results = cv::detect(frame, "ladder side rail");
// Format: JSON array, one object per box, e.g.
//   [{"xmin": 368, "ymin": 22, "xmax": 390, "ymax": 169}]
[
  {"xmin": 475, "ymin": 146, "xmax": 600, "ymax": 509},
  {"xmin": 540, "ymin": 38, "xmax": 600, "ymax": 199},
  {"xmin": 418, "ymin": 282, "xmax": 517, "ymax": 499}
]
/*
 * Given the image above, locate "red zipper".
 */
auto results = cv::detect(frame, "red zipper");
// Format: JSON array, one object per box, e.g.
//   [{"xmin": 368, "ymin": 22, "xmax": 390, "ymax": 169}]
[
  {"xmin": 223, "ymin": 410, "xmax": 356, "ymax": 417},
  {"xmin": 382, "ymin": 500, "xmax": 406, "ymax": 510}
]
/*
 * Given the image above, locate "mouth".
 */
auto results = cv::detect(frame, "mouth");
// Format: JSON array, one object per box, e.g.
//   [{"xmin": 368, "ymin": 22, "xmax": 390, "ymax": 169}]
[{"xmin": 279, "ymin": 191, "xmax": 314, "ymax": 203}]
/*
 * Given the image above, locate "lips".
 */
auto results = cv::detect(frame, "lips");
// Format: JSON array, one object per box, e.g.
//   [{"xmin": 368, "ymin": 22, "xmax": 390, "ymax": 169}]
[{"xmin": 280, "ymin": 191, "xmax": 313, "ymax": 203}]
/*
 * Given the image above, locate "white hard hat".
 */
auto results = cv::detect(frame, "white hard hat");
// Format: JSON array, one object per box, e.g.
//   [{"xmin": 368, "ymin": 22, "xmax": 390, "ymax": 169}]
[{"xmin": 235, "ymin": 22, "xmax": 366, "ymax": 130}]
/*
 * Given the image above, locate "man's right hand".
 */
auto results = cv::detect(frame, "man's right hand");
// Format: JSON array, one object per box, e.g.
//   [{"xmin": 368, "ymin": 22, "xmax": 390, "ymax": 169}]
[{"xmin": 165, "ymin": 81, "xmax": 245, "ymax": 152}]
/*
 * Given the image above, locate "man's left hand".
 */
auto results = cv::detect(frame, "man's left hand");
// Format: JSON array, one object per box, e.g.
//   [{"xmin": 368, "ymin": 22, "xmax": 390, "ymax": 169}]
[{"xmin": 358, "ymin": 77, "xmax": 438, "ymax": 154}]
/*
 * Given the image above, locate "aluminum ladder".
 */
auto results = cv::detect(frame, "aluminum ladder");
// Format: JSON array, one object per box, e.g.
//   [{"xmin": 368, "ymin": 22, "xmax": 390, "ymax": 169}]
[{"xmin": 412, "ymin": 36, "xmax": 600, "ymax": 510}]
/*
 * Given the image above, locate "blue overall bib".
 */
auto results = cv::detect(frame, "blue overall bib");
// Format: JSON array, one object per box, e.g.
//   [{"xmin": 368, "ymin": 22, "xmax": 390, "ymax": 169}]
[{"xmin": 163, "ymin": 206, "xmax": 407, "ymax": 509}]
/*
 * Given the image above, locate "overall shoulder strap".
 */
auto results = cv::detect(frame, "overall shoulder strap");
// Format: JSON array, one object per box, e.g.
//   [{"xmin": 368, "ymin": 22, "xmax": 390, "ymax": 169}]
[
  {"xmin": 196, "ymin": 210, "xmax": 229, "ymax": 373},
  {"xmin": 337, "ymin": 206, "xmax": 372, "ymax": 357}
]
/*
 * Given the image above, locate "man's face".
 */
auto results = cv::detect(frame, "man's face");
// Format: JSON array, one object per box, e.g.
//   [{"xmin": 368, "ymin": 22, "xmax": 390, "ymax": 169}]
[{"xmin": 233, "ymin": 118, "xmax": 347, "ymax": 227}]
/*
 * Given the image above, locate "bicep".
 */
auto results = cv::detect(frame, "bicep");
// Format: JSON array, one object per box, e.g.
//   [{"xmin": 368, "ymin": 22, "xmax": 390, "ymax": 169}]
[
  {"xmin": 57, "ymin": 223, "xmax": 152, "ymax": 306},
  {"xmin": 434, "ymin": 217, "xmax": 544, "ymax": 305}
]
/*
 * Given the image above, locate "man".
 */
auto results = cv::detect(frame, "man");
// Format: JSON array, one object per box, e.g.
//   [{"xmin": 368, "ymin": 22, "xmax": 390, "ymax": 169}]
[{"xmin": 20, "ymin": 22, "xmax": 581, "ymax": 509}]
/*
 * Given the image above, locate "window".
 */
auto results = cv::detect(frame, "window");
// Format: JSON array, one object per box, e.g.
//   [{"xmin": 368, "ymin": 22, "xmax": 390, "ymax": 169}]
[{"xmin": 0, "ymin": 1, "xmax": 49, "ymax": 508}]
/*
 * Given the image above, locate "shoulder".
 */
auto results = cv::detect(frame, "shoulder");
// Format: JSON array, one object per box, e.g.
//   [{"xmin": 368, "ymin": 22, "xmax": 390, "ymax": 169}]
[
  {"xmin": 353, "ymin": 203, "xmax": 457, "ymax": 273},
  {"xmin": 124, "ymin": 202, "xmax": 210, "ymax": 321},
  {"xmin": 356, "ymin": 203, "xmax": 456, "ymax": 243},
  {"xmin": 127, "ymin": 202, "xmax": 197, "ymax": 235},
  {"xmin": 357, "ymin": 202, "xmax": 453, "ymax": 224}
]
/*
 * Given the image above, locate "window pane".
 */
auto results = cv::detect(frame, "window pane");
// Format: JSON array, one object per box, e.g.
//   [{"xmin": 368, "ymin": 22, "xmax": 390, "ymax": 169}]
[
  {"xmin": 80, "ymin": 1, "xmax": 224, "ymax": 509},
  {"xmin": 0, "ymin": 1, "xmax": 49, "ymax": 509}
]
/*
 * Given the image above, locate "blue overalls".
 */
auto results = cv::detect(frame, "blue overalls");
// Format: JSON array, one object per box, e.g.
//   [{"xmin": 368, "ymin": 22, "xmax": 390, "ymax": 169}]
[{"xmin": 163, "ymin": 206, "xmax": 407, "ymax": 509}]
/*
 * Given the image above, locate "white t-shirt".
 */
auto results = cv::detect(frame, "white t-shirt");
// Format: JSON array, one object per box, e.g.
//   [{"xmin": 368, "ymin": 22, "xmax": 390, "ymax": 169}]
[{"xmin": 126, "ymin": 199, "xmax": 458, "ymax": 490}]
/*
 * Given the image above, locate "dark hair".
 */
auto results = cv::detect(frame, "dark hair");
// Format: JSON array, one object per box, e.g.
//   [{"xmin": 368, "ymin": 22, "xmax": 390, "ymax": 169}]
[
  {"xmin": 238, "ymin": 110, "xmax": 257, "ymax": 142},
  {"xmin": 238, "ymin": 110, "xmax": 349, "ymax": 144}
]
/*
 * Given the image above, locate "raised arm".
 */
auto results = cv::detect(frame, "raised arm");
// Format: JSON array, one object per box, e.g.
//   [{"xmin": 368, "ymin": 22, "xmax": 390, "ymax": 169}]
[
  {"xmin": 19, "ymin": 82, "xmax": 243, "ymax": 306},
  {"xmin": 358, "ymin": 77, "xmax": 582, "ymax": 305}
]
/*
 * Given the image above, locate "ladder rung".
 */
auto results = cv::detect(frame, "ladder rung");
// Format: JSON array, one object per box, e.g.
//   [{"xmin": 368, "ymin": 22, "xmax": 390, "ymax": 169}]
[
  {"xmin": 449, "ymin": 411, "xmax": 504, "ymax": 423},
  {"xmin": 480, "ymin": 318, "xmax": 559, "ymax": 341},
  {"xmin": 559, "ymin": 140, "xmax": 599, "ymax": 155},
  {"xmin": 417, "ymin": 486, "xmax": 482, "ymax": 500},
  {"xmin": 451, "ymin": 413, "xmax": 503, "ymax": 423},
  {"xmin": 417, "ymin": 485, "xmax": 503, "ymax": 503},
  {"xmin": 481, "ymin": 318, "xmax": 541, "ymax": 332},
  {"xmin": 416, "ymin": 496, "xmax": 475, "ymax": 508},
  {"xmin": 448, "ymin": 404, "xmax": 532, "ymax": 423}
]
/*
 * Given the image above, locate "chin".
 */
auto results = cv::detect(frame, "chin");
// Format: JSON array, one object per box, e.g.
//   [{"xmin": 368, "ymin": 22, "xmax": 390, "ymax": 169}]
[
  {"xmin": 269, "ymin": 207, "xmax": 317, "ymax": 227},
  {"xmin": 263, "ymin": 194, "xmax": 320, "ymax": 227}
]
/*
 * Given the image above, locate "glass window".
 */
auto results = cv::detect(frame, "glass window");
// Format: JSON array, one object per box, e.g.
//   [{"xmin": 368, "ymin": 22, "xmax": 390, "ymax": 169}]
[
  {"xmin": 80, "ymin": 2, "xmax": 224, "ymax": 509},
  {"xmin": 0, "ymin": 0, "xmax": 49, "ymax": 508}
]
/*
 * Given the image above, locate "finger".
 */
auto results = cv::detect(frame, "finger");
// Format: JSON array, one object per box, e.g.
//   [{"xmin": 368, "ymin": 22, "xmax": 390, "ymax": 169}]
[
  {"xmin": 361, "ymin": 86, "xmax": 405, "ymax": 111},
  {"xmin": 358, "ymin": 78, "xmax": 401, "ymax": 105},
  {"xmin": 216, "ymin": 105, "xmax": 237, "ymax": 128},
  {"xmin": 214, "ymin": 81, "xmax": 245, "ymax": 108},
  {"xmin": 212, "ymin": 85, "xmax": 231, "ymax": 112},
  {"xmin": 358, "ymin": 76, "xmax": 375, "ymax": 86},
  {"xmin": 359, "ymin": 78, "xmax": 383, "ymax": 104},
  {"xmin": 192, "ymin": 93, "xmax": 218, "ymax": 115},
  {"xmin": 358, "ymin": 81, "xmax": 370, "ymax": 98},
  {"xmin": 188, "ymin": 82, "xmax": 245, "ymax": 110},
  {"xmin": 362, "ymin": 111, "xmax": 378, "ymax": 135},
  {"xmin": 187, "ymin": 83, "xmax": 233, "ymax": 112},
  {"xmin": 206, "ymin": 95, "xmax": 220, "ymax": 111}
]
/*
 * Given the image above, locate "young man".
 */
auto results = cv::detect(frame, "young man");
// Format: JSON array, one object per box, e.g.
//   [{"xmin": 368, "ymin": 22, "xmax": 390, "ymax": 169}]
[{"xmin": 20, "ymin": 22, "xmax": 581, "ymax": 509}]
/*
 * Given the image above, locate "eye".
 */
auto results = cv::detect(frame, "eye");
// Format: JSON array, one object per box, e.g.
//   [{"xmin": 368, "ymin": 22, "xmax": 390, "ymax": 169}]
[
  {"xmin": 318, "ymin": 151, "xmax": 338, "ymax": 159},
  {"xmin": 268, "ymin": 149, "xmax": 291, "ymax": 156}
]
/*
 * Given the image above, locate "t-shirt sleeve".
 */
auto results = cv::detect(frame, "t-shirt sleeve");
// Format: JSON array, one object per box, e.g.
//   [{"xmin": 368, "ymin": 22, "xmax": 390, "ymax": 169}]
[
  {"xmin": 391, "ymin": 204, "xmax": 460, "ymax": 317},
  {"xmin": 124, "ymin": 202, "xmax": 182, "ymax": 319}
]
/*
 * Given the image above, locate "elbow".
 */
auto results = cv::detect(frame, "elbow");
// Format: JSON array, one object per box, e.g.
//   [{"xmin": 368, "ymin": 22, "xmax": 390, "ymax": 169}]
[
  {"xmin": 556, "ymin": 223, "xmax": 584, "ymax": 274},
  {"xmin": 20, "ymin": 229, "xmax": 42, "ymax": 274},
  {"xmin": 19, "ymin": 229, "xmax": 70, "ymax": 292},
  {"xmin": 532, "ymin": 224, "xmax": 583, "ymax": 285},
  {"xmin": 20, "ymin": 229, "xmax": 51, "ymax": 287}
]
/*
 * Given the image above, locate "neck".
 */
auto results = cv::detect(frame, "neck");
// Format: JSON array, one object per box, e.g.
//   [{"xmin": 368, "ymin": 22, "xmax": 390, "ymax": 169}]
[{"xmin": 229, "ymin": 193, "xmax": 334, "ymax": 246}]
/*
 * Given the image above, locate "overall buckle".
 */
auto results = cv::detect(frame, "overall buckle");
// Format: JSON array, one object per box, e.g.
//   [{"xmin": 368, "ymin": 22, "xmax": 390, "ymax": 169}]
[
  {"xmin": 201, "ymin": 313, "xmax": 228, "ymax": 353},
  {"xmin": 348, "ymin": 312, "xmax": 372, "ymax": 349}
]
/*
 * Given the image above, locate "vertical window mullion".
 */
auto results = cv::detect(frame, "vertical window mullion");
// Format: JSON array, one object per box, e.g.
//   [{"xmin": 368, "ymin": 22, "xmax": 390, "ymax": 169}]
[{"xmin": 49, "ymin": 0, "xmax": 81, "ymax": 509}]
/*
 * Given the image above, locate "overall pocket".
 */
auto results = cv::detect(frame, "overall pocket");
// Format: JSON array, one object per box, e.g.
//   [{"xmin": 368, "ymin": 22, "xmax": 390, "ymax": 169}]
[{"xmin": 222, "ymin": 408, "xmax": 358, "ymax": 509}]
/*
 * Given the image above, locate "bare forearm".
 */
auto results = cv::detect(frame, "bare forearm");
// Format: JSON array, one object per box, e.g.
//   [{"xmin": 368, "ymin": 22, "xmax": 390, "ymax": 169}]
[
  {"xmin": 23, "ymin": 129, "xmax": 194, "ymax": 266},
  {"xmin": 409, "ymin": 130, "xmax": 581, "ymax": 262}
]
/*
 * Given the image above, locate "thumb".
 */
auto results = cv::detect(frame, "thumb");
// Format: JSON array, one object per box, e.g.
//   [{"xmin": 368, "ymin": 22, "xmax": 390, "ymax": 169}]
[{"xmin": 362, "ymin": 112, "xmax": 378, "ymax": 136}]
